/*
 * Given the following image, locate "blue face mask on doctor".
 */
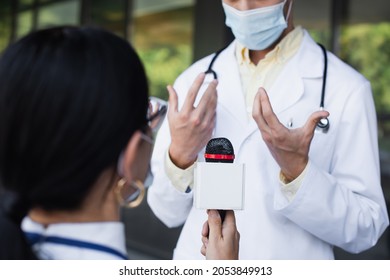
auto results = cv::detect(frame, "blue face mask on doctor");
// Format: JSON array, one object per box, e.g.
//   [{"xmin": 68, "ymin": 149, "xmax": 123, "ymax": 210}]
[{"xmin": 222, "ymin": 0, "xmax": 292, "ymax": 51}]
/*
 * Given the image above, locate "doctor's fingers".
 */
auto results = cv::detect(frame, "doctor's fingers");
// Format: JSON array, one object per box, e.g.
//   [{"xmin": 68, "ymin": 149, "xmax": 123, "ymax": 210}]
[
  {"xmin": 195, "ymin": 79, "xmax": 218, "ymax": 115},
  {"xmin": 188, "ymin": 85, "xmax": 217, "ymax": 133},
  {"xmin": 166, "ymin": 84, "xmax": 215, "ymax": 130},
  {"xmin": 303, "ymin": 110, "xmax": 330, "ymax": 137},
  {"xmin": 257, "ymin": 88, "xmax": 284, "ymax": 129},
  {"xmin": 193, "ymin": 105, "xmax": 217, "ymax": 135},
  {"xmin": 182, "ymin": 73, "xmax": 207, "ymax": 113},
  {"xmin": 252, "ymin": 89, "xmax": 271, "ymax": 134},
  {"xmin": 167, "ymin": 85, "xmax": 179, "ymax": 115},
  {"xmin": 253, "ymin": 89, "xmax": 290, "ymax": 142}
]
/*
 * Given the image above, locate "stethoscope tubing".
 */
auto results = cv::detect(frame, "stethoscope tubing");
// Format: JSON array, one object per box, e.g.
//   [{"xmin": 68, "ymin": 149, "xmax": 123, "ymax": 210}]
[{"xmin": 205, "ymin": 42, "xmax": 330, "ymax": 132}]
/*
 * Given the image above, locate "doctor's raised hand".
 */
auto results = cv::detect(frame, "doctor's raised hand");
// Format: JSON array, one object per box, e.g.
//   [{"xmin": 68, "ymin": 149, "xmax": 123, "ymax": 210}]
[
  {"xmin": 252, "ymin": 88, "xmax": 329, "ymax": 182},
  {"xmin": 167, "ymin": 73, "xmax": 218, "ymax": 169}
]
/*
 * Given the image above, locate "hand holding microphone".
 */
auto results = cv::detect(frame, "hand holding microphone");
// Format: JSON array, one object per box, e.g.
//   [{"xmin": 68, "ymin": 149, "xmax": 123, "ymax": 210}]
[
  {"xmin": 195, "ymin": 137, "xmax": 244, "ymax": 259},
  {"xmin": 201, "ymin": 209, "xmax": 240, "ymax": 260}
]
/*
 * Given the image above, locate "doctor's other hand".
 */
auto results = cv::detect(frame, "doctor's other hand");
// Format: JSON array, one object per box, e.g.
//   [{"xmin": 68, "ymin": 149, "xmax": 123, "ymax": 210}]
[
  {"xmin": 252, "ymin": 87, "xmax": 329, "ymax": 183},
  {"xmin": 201, "ymin": 210, "xmax": 240, "ymax": 260},
  {"xmin": 167, "ymin": 73, "xmax": 218, "ymax": 169}
]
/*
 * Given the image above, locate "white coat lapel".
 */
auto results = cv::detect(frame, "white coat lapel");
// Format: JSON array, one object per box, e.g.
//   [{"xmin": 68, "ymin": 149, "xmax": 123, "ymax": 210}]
[
  {"xmin": 267, "ymin": 58, "xmax": 304, "ymax": 115},
  {"xmin": 265, "ymin": 30, "xmax": 325, "ymax": 115},
  {"xmin": 236, "ymin": 66, "xmax": 304, "ymax": 144},
  {"xmin": 213, "ymin": 42, "xmax": 248, "ymax": 127}
]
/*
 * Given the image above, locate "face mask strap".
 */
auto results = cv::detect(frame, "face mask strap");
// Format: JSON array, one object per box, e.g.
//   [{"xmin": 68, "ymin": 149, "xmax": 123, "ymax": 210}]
[{"xmin": 286, "ymin": 0, "xmax": 293, "ymax": 21}]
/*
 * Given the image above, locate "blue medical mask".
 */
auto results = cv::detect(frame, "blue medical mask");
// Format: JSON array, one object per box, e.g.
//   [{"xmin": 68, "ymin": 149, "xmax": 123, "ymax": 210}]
[{"xmin": 222, "ymin": 0, "xmax": 292, "ymax": 50}]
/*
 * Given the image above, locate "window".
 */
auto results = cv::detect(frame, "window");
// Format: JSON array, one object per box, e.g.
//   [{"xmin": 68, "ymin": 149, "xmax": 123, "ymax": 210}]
[
  {"xmin": 0, "ymin": 1, "xmax": 12, "ymax": 52},
  {"xmin": 16, "ymin": 10, "xmax": 33, "ymax": 38},
  {"xmin": 37, "ymin": 0, "xmax": 80, "ymax": 29},
  {"xmin": 131, "ymin": 0, "xmax": 195, "ymax": 100},
  {"xmin": 89, "ymin": 0, "xmax": 128, "ymax": 37},
  {"xmin": 294, "ymin": 0, "xmax": 332, "ymax": 47}
]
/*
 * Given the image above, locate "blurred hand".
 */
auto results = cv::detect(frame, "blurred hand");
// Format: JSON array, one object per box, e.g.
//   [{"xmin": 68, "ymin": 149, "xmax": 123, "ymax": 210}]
[
  {"xmin": 252, "ymin": 88, "xmax": 329, "ymax": 182},
  {"xmin": 201, "ymin": 210, "xmax": 239, "ymax": 260},
  {"xmin": 167, "ymin": 73, "xmax": 218, "ymax": 169}
]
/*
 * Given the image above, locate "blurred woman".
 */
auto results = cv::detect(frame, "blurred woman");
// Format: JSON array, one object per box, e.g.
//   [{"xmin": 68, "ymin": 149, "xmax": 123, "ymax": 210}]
[{"xmin": 0, "ymin": 26, "xmax": 238, "ymax": 260}]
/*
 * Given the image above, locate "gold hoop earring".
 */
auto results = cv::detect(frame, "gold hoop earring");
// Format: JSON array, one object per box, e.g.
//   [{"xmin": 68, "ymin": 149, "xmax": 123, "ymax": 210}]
[{"xmin": 114, "ymin": 178, "xmax": 145, "ymax": 208}]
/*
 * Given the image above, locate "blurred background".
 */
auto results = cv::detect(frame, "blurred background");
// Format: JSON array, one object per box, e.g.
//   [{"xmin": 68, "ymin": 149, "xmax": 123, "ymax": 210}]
[{"xmin": 0, "ymin": 0, "xmax": 389, "ymax": 259}]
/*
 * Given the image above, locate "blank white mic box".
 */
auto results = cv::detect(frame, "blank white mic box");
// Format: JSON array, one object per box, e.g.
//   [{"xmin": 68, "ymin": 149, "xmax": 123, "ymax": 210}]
[{"xmin": 194, "ymin": 162, "xmax": 245, "ymax": 210}]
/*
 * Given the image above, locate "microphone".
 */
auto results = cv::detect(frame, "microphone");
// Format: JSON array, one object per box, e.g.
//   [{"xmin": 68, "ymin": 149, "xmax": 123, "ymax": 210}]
[
  {"xmin": 205, "ymin": 137, "xmax": 235, "ymax": 164},
  {"xmin": 193, "ymin": 137, "xmax": 244, "ymax": 221},
  {"xmin": 204, "ymin": 137, "xmax": 235, "ymax": 221}
]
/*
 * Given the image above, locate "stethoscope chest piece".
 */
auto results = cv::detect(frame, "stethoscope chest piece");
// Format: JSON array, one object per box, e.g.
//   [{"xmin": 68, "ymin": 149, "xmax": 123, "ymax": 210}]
[{"xmin": 316, "ymin": 117, "xmax": 330, "ymax": 133}]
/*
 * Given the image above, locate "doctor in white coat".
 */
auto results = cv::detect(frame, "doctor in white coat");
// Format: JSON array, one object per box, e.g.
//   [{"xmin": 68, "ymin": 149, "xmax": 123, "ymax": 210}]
[{"xmin": 147, "ymin": 0, "xmax": 389, "ymax": 259}]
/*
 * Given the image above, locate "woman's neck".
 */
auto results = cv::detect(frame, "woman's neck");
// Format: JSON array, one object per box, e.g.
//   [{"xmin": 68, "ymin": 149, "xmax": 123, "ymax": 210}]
[
  {"xmin": 29, "ymin": 170, "xmax": 120, "ymax": 226},
  {"xmin": 29, "ymin": 202, "xmax": 119, "ymax": 226}
]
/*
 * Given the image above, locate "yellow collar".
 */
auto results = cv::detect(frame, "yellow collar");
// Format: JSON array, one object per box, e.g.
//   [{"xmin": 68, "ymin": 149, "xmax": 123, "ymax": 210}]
[{"xmin": 236, "ymin": 26, "xmax": 304, "ymax": 66}]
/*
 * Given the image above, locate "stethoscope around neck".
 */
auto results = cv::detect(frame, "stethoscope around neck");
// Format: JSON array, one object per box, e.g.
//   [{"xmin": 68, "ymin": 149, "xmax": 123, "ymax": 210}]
[{"xmin": 205, "ymin": 43, "xmax": 330, "ymax": 133}]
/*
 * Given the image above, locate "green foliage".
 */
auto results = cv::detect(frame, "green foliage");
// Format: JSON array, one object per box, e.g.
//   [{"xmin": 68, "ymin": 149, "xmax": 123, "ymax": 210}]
[
  {"xmin": 340, "ymin": 22, "xmax": 390, "ymax": 113},
  {"xmin": 338, "ymin": 22, "xmax": 390, "ymax": 150},
  {"xmin": 307, "ymin": 28, "xmax": 331, "ymax": 49},
  {"xmin": 0, "ymin": 2, "xmax": 11, "ymax": 53},
  {"xmin": 137, "ymin": 44, "xmax": 192, "ymax": 101},
  {"xmin": 0, "ymin": 23, "xmax": 10, "ymax": 53}
]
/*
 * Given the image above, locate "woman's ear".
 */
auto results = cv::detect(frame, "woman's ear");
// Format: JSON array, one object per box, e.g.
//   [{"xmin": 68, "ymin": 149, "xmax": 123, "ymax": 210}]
[{"xmin": 121, "ymin": 130, "xmax": 143, "ymax": 182}]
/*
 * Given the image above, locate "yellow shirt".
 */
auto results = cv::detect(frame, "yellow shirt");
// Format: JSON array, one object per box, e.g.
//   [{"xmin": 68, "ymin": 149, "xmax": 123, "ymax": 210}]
[{"xmin": 236, "ymin": 26, "xmax": 304, "ymax": 116}]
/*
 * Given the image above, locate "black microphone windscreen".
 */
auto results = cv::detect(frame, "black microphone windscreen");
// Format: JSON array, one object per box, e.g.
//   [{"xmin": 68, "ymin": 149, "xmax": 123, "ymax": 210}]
[{"xmin": 205, "ymin": 137, "xmax": 234, "ymax": 163}]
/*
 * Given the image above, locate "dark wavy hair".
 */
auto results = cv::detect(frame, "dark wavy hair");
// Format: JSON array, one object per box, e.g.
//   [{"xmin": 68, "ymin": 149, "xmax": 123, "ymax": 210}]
[{"xmin": 0, "ymin": 26, "xmax": 149, "ymax": 259}]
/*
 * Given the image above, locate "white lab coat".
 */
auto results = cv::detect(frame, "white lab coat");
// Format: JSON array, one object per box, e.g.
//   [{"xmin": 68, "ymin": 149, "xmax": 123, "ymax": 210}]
[{"xmin": 147, "ymin": 30, "xmax": 389, "ymax": 259}]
